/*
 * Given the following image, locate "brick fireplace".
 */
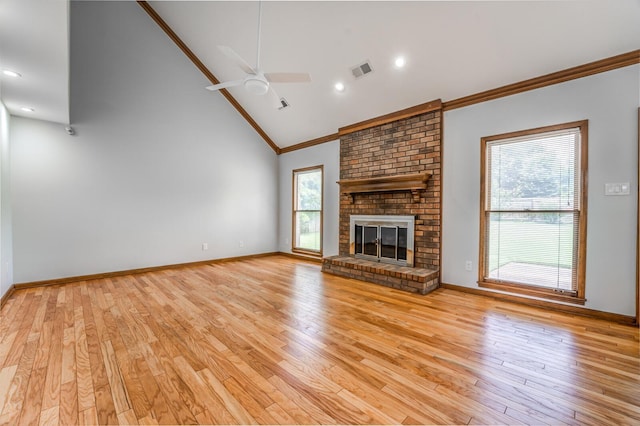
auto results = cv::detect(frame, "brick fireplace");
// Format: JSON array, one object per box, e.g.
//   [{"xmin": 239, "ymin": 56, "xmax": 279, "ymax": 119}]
[{"xmin": 322, "ymin": 100, "xmax": 442, "ymax": 294}]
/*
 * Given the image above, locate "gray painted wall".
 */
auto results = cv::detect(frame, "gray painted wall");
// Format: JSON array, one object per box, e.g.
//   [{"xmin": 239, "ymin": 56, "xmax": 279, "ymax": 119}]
[
  {"xmin": 442, "ymin": 65, "xmax": 639, "ymax": 316},
  {"xmin": 278, "ymin": 140, "xmax": 340, "ymax": 257},
  {"xmin": 0, "ymin": 101, "xmax": 13, "ymax": 299},
  {"xmin": 10, "ymin": 1, "xmax": 278, "ymax": 283}
]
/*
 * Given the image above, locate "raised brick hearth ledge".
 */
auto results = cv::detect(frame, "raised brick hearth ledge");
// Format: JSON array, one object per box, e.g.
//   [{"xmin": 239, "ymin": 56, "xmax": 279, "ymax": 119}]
[{"xmin": 322, "ymin": 256, "xmax": 439, "ymax": 295}]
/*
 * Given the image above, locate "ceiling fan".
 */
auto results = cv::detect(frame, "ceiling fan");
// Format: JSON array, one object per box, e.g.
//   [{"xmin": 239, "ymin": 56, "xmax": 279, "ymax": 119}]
[{"xmin": 205, "ymin": 1, "xmax": 311, "ymax": 108}]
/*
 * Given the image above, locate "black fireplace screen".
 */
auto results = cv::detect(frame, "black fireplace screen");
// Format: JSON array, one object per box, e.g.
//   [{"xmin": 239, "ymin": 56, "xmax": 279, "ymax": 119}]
[{"xmin": 355, "ymin": 225, "xmax": 408, "ymax": 263}]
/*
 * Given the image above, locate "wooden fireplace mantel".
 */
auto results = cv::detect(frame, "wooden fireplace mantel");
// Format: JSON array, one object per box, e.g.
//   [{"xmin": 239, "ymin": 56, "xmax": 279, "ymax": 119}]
[{"xmin": 337, "ymin": 172, "xmax": 431, "ymax": 202}]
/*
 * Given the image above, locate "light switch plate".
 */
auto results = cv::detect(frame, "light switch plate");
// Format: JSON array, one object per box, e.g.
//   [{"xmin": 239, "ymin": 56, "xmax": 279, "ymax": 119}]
[{"xmin": 605, "ymin": 182, "xmax": 630, "ymax": 196}]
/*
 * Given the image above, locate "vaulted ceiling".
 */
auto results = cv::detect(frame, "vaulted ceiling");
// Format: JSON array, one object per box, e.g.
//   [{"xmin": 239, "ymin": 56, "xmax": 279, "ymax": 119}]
[{"xmin": 2, "ymin": 1, "xmax": 639, "ymax": 150}]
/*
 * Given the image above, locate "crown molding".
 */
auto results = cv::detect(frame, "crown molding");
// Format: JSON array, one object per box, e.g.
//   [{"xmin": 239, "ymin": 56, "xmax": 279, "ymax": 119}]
[
  {"xmin": 137, "ymin": 1, "xmax": 281, "ymax": 155},
  {"xmin": 338, "ymin": 99, "xmax": 442, "ymax": 137},
  {"xmin": 279, "ymin": 133, "xmax": 340, "ymax": 154},
  {"xmin": 443, "ymin": 49, "xmax": 640, "ymax": 111},
  {"xmin": 280, "ymin": 100, "xmax": 442, "ymax": 154}
]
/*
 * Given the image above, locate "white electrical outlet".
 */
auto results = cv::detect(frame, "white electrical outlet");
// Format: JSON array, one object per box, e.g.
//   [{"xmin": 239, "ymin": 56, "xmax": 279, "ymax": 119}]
[
  {"xmin": 239, "ymin": 240, "xmax": 245, "ymax": 248},
  {"xmin": 465, "ymin": 261, "xmax": 472, "ymax": 271},
  {"xmin": 202, "ymin": 243, "xmax": 208, "ymax": 251}
]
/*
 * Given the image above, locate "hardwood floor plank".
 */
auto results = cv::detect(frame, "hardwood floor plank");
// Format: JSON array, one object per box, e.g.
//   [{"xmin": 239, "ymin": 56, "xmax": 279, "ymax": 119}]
[
  {"xmin": 116, "ymin": 408, "xmax": 138, "ymax": 425},
  {"xmin": 41, "ymin": 311, "xmax": 64, "ymax": 411},
  {"xmin": 109, "ymin": 331, "xmax": 152, "ymax": 420},
  {"xmin": 42, "ymin": 287, "xmax": 59, "ymax": 325},
  {"xmin": 0, "ymin": 332, "xmax": 39, "ymax": 423},
  {"xmin": 264, "ymin": 401, "xmax": 296, "ymax": 424},
  {"xmin": 0, "ymin": 365, "xmax": 17, "ymax": 413},
  {"xmin": 58, "ymin": 379, "xmax": 78, "ymax": 426},
  {"xmin": 2, "ymin": 323, "xmax": 31, "ymax": 369},
  {"xmin": 0, "ymin": 255, "xmax": 638, "ymax": 425},
  {"xmin": 33, "ymin": 322, "xmax": 56, "ymax": 371},
  {"xmin": 78, "ymin": 405, "xmax": 98, "ymax": 425},
  {"xmin": 335, "ymin": 387, "xmax": 399, "ymax": 424},
  {"xmin": 198, "ymin": 368, "xmax": 256, "ymax": 425},
  {"xmin": 267, "ymin": 374, "xmax": 337, "ymax": 424},
  {"xmin": 27, "ymin": 290, "xmax": 49, "ymax": 337},
  {"xmin": 100, "ymin": 339, "xmax": 131, "ymax": 414},
  {"xmin": 38, "ymin": 405, "xmax": 59, "ymax": 426},
  {"xmin": 94, "ymin": 384, "xmax": 118, "ymax": 425},
  {"xmin": 271, "ymin": 361, "xmax": 373, "ymax": 424},
  {"xmin": 172, "ymin": 355, "xmax": 237, "ymax": 424},
  {"xmin": 503, "ymin": 406, "xmax": 554, "ymax": 426},
  {"xmin": 147, "ymin": 340, "xmax": 205, "ymax": 421},
  {"xmin": 323, "ymin": 363, "xmax": 418, "ymax": 424},
  {"xmin": 60, "ymin": 327, "xmax": 76, "ymax": 385},
  {"xmin": 0, "ymin": 331, "xmax": 18, "ymax": 370},
  {"xmin": 0, "ymin": 291, "xmax": 27, "ymax": 339},
  {"xmin": 474, "ymin": 378, "xmax": 580, "ymax": 425},
  {"xmin": 73, "ymin": 314, "xmax": 95, "ymax": 412},
  {"xmin": 223, "ymin": 376, "xmax": 277, "ymax": 424},
  {"xmin": 132, "ymin": 356, "xmax": 178, "ymax": 425},
  {"xmin": 83, "ymin": 295, "xmax": 110, "ymax": 392},
  {"xmin": 153, "ymin": 372, "xmax": 199, "ymax": 425},
  {"xmin": 17, "ymin": 366, "xmax": 46, "ymax": 426}
]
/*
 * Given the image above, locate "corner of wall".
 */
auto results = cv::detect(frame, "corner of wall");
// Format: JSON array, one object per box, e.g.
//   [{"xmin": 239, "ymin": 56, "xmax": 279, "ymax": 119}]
[{"xmin": 0, "ymin": 101, "xmax": 14, "ymax": 300}]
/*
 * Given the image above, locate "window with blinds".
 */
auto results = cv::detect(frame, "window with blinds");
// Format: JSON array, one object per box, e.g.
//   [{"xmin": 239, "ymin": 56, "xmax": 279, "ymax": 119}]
[
  {"xmin": 479, "ymin": 121, "xmax": 587, "ymax": 304},
  {"xmin": 292, "ymin": 166, "xmax": 323, "ymax": 255}
]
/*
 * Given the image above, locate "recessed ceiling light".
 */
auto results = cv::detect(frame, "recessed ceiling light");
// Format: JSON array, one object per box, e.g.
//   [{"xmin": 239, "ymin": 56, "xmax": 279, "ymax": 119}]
[
  {"xmin": 2, "ymin": 70, "xmax": 21, "ymax": 78},
  {"xmin": 334, "ymin": 82, "xmax": 345, "ymax": 92},
  {"xmin": 394, "ymin": 57, "xmax": 406, "ymax": 68},
  {"xmin": 20, "ymin": 107, "xmax": 34, "ymax": 112}
]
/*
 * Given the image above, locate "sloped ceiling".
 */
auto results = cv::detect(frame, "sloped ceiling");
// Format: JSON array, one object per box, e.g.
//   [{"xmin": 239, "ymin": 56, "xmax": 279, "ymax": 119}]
[
  {"xmin": 148, "ymin": 0, "xmax": 640, "ymax": 149},
  {"xmin": 1, "ymin": 1, "xmax": 639, "ymax": 149},
  {"xmin": 0, "ymin": 0, "xmax": 69, "ymax": 124}
]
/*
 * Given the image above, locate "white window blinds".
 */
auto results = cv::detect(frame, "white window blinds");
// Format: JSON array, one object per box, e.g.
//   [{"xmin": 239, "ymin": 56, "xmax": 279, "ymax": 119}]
[{"xmin": 484, "ymin": 127, "xmax": 581, "ymax": 293}]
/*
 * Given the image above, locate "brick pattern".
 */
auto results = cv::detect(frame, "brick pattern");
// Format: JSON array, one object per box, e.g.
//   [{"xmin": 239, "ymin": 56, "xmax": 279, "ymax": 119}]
[
  {"xmin": 322, "ymin": 256, "xmax": 439, "ymax": 295},
  {"xmin": 338, "ymin": 110, "xmax": 441, "ymax": 270}
]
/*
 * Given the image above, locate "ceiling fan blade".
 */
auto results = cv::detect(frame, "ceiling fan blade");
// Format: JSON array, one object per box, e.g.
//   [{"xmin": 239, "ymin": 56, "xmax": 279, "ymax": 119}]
[
  {"xmin": 205, "ymin": 79, "xmax": 243, "ymax": 91},
  {"xmin": 264, "ymin": 72, "xmax": 311, "ymax": 83},
  {"xmin": 218, "ymin": 45, "xmax": 257, "ymax": 75}
]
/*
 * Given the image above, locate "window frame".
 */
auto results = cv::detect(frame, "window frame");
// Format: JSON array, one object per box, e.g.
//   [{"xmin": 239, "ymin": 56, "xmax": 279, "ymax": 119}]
[
  {"xmin": 478, "ymin": 121, "xmax": 588, "ymax": 304},
  {"xmin": 292, "ymin": 165, "xmax": 324, "ymax": 257}
]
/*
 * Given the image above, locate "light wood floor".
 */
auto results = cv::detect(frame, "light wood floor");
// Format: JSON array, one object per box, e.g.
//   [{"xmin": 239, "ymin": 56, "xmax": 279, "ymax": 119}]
[{"xmin": 0, "ymin": 255, "xmax": 638, "ymax": 425}]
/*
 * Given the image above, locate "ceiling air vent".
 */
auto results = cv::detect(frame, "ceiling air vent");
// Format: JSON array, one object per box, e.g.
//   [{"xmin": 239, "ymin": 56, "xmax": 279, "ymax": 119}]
[
  {"xmin": 278, "ymin": 98, "xmax": 290, "ymax": 110},
  {"xmin": 351, "ymin": 60, "xmax": 374, "ymax": 79}
]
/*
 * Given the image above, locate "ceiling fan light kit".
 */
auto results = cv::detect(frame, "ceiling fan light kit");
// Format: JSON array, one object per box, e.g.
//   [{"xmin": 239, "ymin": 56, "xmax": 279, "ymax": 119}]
[{"xmin": 244, "ymin": 75, "xmax": 270, "ymax": 95}]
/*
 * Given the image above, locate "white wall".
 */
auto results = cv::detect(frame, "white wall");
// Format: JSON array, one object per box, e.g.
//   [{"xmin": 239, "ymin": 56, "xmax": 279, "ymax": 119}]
[
  {"xmin": 442, "ymin": 65, "xmax": 640, "ymax": 316},
  {"xmin": 10, "ymin": 1, "xmax": 278, "ymax": 283},
  {"xmin": 0, "ymin": 101, "xmax": 13, "ymax": 298},
  {"xmin": 278, "ymin": 141, "xmax": 340, "ymax": 257}
]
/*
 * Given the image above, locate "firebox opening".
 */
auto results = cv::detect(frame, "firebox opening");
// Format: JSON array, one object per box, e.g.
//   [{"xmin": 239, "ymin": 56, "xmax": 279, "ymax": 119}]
[{"xmin": 349, "ymin": 215, "xmax": 415, "ymax": 267}]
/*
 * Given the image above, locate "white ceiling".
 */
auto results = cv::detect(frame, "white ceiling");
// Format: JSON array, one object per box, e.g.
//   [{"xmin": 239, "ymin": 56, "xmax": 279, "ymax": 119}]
[
  {"xmin": 1, "ymin": 1, "xmax": 639, "ymax": 148},
  {"xmin": 0, "ymin": 0, "xmax": 70, "ymax": 124}
]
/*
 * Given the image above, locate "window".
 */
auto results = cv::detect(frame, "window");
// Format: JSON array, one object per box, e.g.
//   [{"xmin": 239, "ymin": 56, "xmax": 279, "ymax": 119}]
[
  {"xmin": 479, "ymin": 121, "xmax": 587, "ymax": 304},
  {"xmin": 293, "ymin": 166, "xmax": 323, "ymax": 255}
]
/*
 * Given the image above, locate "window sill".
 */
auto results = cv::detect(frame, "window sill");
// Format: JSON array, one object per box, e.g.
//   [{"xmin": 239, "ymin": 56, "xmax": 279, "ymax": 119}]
[
  {"xmin": 479, "ymin": 280, "xmax": 586, "ymax": 305},
  {"xmin": 292, "ymin": 248, "xmax": 323, "ymax": 258}
]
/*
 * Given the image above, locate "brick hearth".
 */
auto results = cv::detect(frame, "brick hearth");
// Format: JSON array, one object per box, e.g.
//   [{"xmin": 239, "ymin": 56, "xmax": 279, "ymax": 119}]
[
  {"xmin": 322, "ymin": 102, "xmax": 442, "ymax": 294},
  {"xmin": 322, "ymin": 256, "xmax": 439, "ymax": 295}
]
